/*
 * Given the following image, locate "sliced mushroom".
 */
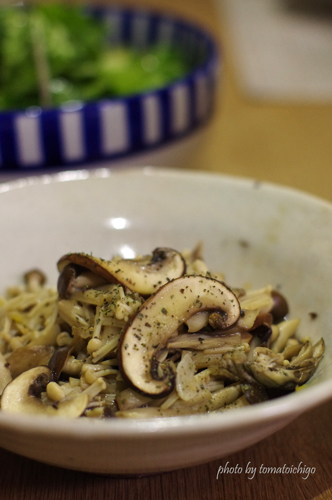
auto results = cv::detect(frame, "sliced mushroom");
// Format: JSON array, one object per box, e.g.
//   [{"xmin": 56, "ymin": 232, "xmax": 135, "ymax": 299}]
[
  {"xmin": 57, "ymin": 248, "xmax": 186, "ymax": 296},
  {"xmin": 57, "ymin": 263, "xmax": 108, "ymax": 299},
  {"xmin": 6, "ymin": 345, "xmax": 55, "ymax": 379},
  {"xmin": 1, "ymin": 365, "xmax": 88, "ymax": 417},
  {"xmin": 118, "ymin": 275, "xmax": 241, "ymax": 398}
]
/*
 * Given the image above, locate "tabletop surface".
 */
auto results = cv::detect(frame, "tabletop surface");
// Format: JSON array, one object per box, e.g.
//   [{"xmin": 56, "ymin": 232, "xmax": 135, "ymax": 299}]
[{"xmin": 1, "ymin": 1, "xmax": 332, "ymax": 499}]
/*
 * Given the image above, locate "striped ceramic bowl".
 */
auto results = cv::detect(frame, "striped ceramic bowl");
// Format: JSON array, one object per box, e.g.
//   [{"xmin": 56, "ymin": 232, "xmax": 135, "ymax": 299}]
[{"xmin": 0, "ymin": 7, "xmax": 219, "ymax": 172}]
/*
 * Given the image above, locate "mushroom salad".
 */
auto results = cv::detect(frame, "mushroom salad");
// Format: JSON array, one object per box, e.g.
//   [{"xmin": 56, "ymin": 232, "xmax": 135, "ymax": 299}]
[{"xmin": 0, "ymin": 245, "xmax": 325, "ymax": 418}]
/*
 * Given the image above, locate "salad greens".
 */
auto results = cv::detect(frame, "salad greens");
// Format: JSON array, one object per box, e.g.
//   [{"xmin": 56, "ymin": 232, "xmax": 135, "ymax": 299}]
[{"xmin": 0, "ymin": 5, "xmax": 193, "ymax": 110}]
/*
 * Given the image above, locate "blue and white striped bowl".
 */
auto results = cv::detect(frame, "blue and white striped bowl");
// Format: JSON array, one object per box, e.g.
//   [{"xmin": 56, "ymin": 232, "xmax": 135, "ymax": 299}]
[{"xmin": 0, "ymin": 7, "xmax": 219, "ymax": 172}]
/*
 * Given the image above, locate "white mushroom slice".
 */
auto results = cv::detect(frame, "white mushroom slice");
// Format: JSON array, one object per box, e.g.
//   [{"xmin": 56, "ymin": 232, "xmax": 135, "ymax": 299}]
[
  {"xmin": 118, "ymin": 275, "xmax": 241, "ymax": 397},
  {"xmin": 1, "ymin": 366, "xmax": 88, "ymax": 417},
  {"xmin": 57, "ymin": 248, "xmax": 186, "ymax": 296}
]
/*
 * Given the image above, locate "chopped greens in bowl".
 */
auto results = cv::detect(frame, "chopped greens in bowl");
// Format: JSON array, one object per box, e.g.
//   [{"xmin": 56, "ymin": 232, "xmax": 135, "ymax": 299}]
[{"xmin": 0, "ymin": 5, "xmax": 198, "ymax": 110}]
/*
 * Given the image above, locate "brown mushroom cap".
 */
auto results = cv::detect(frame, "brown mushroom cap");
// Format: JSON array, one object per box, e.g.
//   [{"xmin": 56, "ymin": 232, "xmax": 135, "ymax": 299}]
[
  {"xmin": 270, "ymin": 290, "xmax": 289, "ymax": 323},
  {"xmin": 23, "ymin": 269, "xmax": 46, "ymax": 292}
]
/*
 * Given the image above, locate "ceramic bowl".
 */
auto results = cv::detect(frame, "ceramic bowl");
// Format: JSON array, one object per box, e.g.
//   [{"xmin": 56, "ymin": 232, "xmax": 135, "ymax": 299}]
[
  {"xmin": 0, "ymin": 7, "xmax": 218, "ymax": 173},
  {"xmin": 0, "ymin": 167, "xmax": 331, "ymax": 475}
]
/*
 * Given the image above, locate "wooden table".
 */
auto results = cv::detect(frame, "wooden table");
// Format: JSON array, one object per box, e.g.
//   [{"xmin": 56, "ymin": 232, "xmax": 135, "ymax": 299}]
[{"xmin": 1, "ymin": 1, "xmax": 332, "ymax": 499}]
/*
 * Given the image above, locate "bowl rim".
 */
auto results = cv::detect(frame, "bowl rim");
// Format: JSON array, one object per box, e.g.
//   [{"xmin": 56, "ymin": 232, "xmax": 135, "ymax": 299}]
[
  {"xmin": 0, "ymin": 166, "xmax": 331, "ymax": 438},
  {"xmin": 0, "ymin": 375, "xmax": 330, "ymax": 440}
]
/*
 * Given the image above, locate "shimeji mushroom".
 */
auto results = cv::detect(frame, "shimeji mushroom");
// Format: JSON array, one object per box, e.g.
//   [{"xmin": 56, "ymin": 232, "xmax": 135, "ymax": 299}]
[
  {"xmin": 57, "ymin": 247, "xmax": 186, "ymax": 297},
  {"xmin": 23, "ymin": 269, "xmax": 47, "ymax": 292},
  {"xmin": 118, "ymin": 275, "xmax": 241, "ymax": 398},
  {"xmin": 1, "ymin": 365, "xmax": 88, "ymax": 417}
]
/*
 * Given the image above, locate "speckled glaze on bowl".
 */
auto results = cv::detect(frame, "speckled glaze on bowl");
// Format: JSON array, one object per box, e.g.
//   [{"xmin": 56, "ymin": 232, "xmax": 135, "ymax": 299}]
[
  {"xmin": 0, "ymin": 7, "xmax": 218, "ymax": 172},
  {"xmin": 0, "ymin": 167, "xmax": 331, "ymax": 475}
]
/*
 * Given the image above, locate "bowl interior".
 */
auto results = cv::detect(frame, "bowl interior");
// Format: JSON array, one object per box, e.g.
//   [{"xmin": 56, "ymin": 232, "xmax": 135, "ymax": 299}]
[{"xmin": 1, "ymin": 167, "xmax": 331, "ymax": 387}]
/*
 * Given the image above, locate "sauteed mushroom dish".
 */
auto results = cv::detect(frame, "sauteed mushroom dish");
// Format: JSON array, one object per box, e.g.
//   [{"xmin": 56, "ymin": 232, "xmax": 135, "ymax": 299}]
[{"xmin": 0, "ymin": 245, "xmax": 325, "ymax": 419}]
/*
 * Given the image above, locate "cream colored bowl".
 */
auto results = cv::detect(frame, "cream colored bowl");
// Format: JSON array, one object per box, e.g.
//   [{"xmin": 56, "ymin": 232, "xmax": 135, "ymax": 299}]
[{"xmin": 0, "ymin": 167, "xmax": 331, "ymax": 474}]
